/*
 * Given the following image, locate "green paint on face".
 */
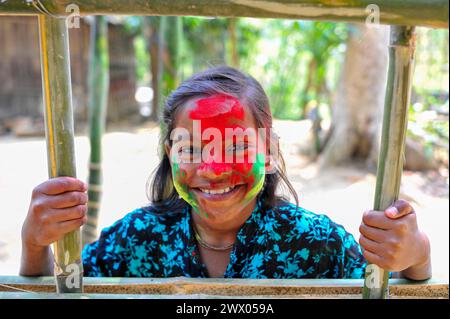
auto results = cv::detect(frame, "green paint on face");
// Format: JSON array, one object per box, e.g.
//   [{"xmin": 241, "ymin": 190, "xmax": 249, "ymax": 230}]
[
  {"xmin": 243, "ymin": 152, "xmax": 266, "ymax": 203},
  {"xmin": 171, "ymin": 158, "xmax": 207, "ymax": 218},
  {"xmin": 171, "ymin": 152, "xmax": 266, "ymax": 218}
]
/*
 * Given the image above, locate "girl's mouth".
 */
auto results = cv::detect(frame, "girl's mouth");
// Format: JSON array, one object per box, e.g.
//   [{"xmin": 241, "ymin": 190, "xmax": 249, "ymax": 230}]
[{"xmin": 192, "ymin": 184, "xmax": 245, "ymax": 201}]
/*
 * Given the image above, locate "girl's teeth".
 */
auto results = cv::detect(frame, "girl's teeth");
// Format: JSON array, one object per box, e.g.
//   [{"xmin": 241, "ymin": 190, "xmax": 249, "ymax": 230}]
[{"xmin": 200, "ymin": 186, "xmax": 234, "ymax": 195}]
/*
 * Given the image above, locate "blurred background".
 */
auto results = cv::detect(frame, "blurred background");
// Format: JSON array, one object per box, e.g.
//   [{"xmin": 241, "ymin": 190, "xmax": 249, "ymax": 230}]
[{"xmin": 0, "ymin": 16, "xmax": 448, "ymax": 278}]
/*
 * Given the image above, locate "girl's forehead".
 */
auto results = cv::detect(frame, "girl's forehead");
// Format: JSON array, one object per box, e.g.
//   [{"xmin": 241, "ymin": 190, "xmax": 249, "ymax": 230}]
[{"xmin": 174, "ymin": 95, "xmax": 257, "ymax": 129}]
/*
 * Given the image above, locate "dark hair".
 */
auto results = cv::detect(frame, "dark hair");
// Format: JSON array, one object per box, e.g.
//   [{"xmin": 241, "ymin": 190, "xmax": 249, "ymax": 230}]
[{"xmin": 146, "ymin": 66, "xmax": 299, "ymax": 213}]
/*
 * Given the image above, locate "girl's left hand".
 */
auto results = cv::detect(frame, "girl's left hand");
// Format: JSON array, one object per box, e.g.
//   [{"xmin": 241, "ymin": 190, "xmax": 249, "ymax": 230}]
[{"xmin": 358, "ymin": 199, "xmax": 431, "ymax": 276}]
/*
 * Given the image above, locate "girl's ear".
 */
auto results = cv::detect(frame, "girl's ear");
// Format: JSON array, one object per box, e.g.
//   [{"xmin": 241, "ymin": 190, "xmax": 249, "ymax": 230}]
[
  {"xmin": 264, "ymin": 131, "xmax": 279, "ymax": 175},
  {"xmin": 164, "ymin": 141, "xmax": 172, "ymax": 163}
]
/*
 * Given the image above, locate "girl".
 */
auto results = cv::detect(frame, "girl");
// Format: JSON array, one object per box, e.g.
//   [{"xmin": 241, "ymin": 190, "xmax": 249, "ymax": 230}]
[{"xmin": 21, "ymin": 66, "xmax": 431, "ymax": 280}]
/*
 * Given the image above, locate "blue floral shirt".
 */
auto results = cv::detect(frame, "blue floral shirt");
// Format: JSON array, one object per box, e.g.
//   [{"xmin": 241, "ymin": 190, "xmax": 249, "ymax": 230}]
[{"xmin": 82, "ymin": 198, "xmax": 366, "ymax": 279}]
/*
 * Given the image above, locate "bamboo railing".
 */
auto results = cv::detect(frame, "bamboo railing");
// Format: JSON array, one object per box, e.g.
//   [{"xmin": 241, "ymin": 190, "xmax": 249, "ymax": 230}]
[
  {"xmin": 38, "ymin": 14, "xmax": 83, "ymax": 293},
  {"xmin": 1, "ymin": 0, "xmax": 448, "ymax": 298},
  {"xmin": 363, "ymin": 26, "xmax": 417, "ymax": 299},
  {"xmin": 0, "ymin": 0, "xmax": 448, "ymax": 28},
  {"xmin": 0, "ymin": 276, "xmax": 448, "ymax": 299}
]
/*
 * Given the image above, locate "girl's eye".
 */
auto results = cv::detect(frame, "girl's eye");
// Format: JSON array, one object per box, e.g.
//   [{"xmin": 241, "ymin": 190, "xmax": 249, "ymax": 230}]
[
  {"xmin": 228, "ymin": 144, "xmax": 248, "ymax": 152},
  {"xmin": 180, "ymin": 146, "xmax": 200, "ymax": 154}
]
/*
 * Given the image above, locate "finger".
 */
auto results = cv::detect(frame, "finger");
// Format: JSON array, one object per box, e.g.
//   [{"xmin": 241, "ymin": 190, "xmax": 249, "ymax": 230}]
[
  {"xmin": 34, "ymin": 177, "xmax": 87, "ymax": 196},
  {"xmin": 359, "ymin": 234, "xmax": 383, "ymax": 255},
  {"xmin": 44, "ymin": 191, "xmax": 88, "ymax": 209},
  {"xmin": 362, "ymin": 210, "xmax": 395, "ymax": 230},
  {"xmin": 362, "ymin": 250, "xmax": 385, "ymax": 268},
  {"xmin": 45, "ymin": 205, "xmax": 87, "ymax": 223},
  {"xmin": 359, "ymin": 223, "xmax": 386, "ymax": 243},
  {"xmin": 385, "ymin": 199, "xmax": 415, "ymax": 219},
  {"xmin": 57, "ymin": 215, "xmax": 87, "ymax": 234}
]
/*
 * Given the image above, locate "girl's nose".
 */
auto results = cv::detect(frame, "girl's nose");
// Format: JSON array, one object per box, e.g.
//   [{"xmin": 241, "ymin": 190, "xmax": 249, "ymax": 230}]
[{"xmin": 197, "ymin": 162, "xmax": 233, "ymax": 180}]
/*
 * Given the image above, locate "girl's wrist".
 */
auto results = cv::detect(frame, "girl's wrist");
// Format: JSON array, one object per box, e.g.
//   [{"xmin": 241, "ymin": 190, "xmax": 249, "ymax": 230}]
[
  {"xmin": 415, "ymin": 231, "xmax": 431, "ymax": 267},
  {"xmin": 401, "ymin": 232, "xmax": 431, "ymax": 280},
  {"xmin": 22, "ymin": 240, "xmax": 49, "ymax": 255}
]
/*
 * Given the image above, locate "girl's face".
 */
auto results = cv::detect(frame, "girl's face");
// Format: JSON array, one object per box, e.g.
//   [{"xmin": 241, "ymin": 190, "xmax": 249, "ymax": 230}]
[{"xmin": 166, "ymin": 94, "xmax": 267, "ymax": 229}]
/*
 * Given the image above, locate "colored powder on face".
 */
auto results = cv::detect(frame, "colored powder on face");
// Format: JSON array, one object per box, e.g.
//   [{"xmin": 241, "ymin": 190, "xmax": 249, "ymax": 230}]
[
  {"xmin": 189, "ymin": 95, "xmax": 245, "ymax": 140},
  {"xmin": 172, "ymin": 94, "xmax": 266, "ymax": 217},
  {"xmin": 198, "ymin": 162, "xmax": 232, "ymax": 176},
  {"xmin": 243, "ymin": 153, "xmax": 266, "ymax": 202},
  {"xmin": 172, "ymin": 154, "xmax": 266, "ymax": 218},
  {"xmin": 171, "ymin": 158, "xmax": 207, "ymax": 218},
  {"xmin": 192, "ymin": 94, "xmax": 248, "ymax": 177},
  {"xmin": 189, "ymin": 95, "xmax": 244, "ymax": 120}
]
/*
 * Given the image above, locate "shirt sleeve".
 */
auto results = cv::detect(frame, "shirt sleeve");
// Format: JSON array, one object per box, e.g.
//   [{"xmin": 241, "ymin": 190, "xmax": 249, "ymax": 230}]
[
  {"xmin": 339, "ymin": 229, "xmax": 367, "ymax": 279},
  {"xmin": 82, "ymin": 215, "xmax": 132, "ymax": 277},
  {"xmin": 318, "ymin": 216, "xmax": 367, "ymax": 279}
]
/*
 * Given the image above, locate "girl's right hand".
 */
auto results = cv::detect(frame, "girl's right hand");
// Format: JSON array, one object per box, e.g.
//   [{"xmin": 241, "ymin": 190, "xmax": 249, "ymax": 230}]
[{"xmin": 22, "ymin": 177, "xmax": 88, "ymax": 252}]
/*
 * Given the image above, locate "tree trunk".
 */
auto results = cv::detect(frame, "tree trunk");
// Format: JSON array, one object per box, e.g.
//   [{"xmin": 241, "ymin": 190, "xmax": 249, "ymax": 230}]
[
  {"xmin": 228, "ymin": 18, "xmax": 239, "ymax": 67},
  {"xmin": 319, "ymin": 24, "xmax": 389, "ymax": 169},
  {"xmin": 300, "ymin": 57, "xmax": 318, "ymax": 119},
  {"xmin": 145, "ymin": 17, "xmax": 163, "ymax": 122},
  {"xmin": 161, "ymin": 16, "xmax": 183, "ymax": 96}
]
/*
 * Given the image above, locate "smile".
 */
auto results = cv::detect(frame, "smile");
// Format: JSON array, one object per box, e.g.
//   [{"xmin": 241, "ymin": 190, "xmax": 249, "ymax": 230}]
[
  {"xmin": 192, "ymin": 184, "xmax": 244, "ymax": 201},
  {"xmin": 199, "ymin": 186, "xmax": 235, "ymax": 194}
]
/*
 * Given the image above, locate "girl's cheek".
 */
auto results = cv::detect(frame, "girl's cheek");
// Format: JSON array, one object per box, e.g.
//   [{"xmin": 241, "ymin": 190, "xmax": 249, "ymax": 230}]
[
  {"xmin": 243, "ymin": 153, "xmax": 266, "ymax": 196},
  {"xmin": 173, "ymin": 164, "xmax": 192, "ymax": 186}
]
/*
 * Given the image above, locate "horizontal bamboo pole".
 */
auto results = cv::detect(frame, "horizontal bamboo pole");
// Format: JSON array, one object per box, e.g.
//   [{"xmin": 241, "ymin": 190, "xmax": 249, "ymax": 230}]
[
  {"xmin": 0, "ymin": 276, "xmax": 448, "ymax": 298},
  {"xmin": 0, "ymin": 0, "xmax": 448, "ymax": 28},
  {"xmin": 38, "ymin": 14, "xmax": 83, "ymax": 293}
]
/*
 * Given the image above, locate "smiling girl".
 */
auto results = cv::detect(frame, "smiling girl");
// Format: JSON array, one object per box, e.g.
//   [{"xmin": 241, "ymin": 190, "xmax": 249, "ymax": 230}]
[{"xmin": 21, "ymin": 66, "xmax": 431, "ymax": 280}]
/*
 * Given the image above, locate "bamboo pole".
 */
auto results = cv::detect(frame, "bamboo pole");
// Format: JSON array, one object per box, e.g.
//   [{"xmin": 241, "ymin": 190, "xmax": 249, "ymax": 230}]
[
  {"xmin": 0, "ymin": 276, "xmax": 448, "ymax": 298},
  {"xmin": 38, "ymin": 14, "xmax": 83, "ymax": 293},
  {"xmin": 0, "ymin": 0, "xmax": 448, "ymax": 29},
  {"xmin": 82, "ymin": 16, "xmax": 110, "ymax": 247},
  {"xmin": 362, "ymin": 25, "xmax": 416, "ymax": 299}
]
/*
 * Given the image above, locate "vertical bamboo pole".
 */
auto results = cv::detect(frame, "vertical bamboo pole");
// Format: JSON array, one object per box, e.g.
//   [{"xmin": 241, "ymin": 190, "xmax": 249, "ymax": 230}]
[
  {"xmin": 38, "ymin": 14, "xmax": 83, "ymax": 293},
  {"xmin": 82, "ymin": 16, "xmax": 110, "ymax": 246},
  {"xmin": 363, "ymin": 25, "xmax": 416, "ymax": 299}
]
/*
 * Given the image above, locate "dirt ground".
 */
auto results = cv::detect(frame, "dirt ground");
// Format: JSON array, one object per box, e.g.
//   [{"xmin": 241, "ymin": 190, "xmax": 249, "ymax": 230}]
[{"xmin": 0, "ymin": 120, "xmax": 448, "ymax": 279}]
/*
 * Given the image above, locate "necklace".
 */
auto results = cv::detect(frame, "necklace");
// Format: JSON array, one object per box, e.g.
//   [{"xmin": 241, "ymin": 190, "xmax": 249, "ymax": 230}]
[{"xmin": 193, "ymin": 227, "xmax": 234, "ymax": 251}]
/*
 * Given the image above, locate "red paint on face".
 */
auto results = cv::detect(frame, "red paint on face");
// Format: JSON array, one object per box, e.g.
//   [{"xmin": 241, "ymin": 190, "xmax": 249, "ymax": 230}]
[
  {"xmin": 189, "ymin": 94, "xmax": 244, "ymax": 121},
  {"xmin": 190, "ymin": 94, "xmax": 255, "ymax": 191},
  {"xmin": 189, "ymin": 94, "xmax": 244, "ymax": 141}
]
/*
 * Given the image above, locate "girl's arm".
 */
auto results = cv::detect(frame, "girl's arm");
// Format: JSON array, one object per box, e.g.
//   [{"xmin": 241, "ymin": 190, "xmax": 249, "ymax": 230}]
[
  {"xmin": 20, "ymin": 244, "xmax": 53, "ymax": 276},
  {"xmin": 399, "ymin": 231, "xmax": 432, "ymax": 280}
]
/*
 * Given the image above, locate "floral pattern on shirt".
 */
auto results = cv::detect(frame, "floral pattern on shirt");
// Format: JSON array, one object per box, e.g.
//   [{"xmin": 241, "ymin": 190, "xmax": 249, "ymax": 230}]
[{"xmin": 82, "ymin": 198, "xmax": 367, "ymax": 279}]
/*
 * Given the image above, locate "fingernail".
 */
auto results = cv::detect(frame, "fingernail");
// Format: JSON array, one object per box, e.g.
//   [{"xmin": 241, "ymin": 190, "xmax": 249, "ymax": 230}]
[
  {"xmin": 83, "ymin": 182, "xmax": 88, "ymax": 191},
  {"xmin": 385, "ymin": 207, "xmax": 398, "ymax": 217}
]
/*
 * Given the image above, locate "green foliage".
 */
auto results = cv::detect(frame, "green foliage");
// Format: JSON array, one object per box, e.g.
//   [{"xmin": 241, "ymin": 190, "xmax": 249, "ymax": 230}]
[
  {"xmin": 407, "ymin": 28, "xmax": 449, "ymax": 164},
  {"xmin": 182, "ymin": 17, "xmax": 229, "ymax": 75},
  {"xmin": 118, "ymin": 17, "xmax": 448, "ymax": 165},
  {"xmin": 252, "ymin": 20, "xmax": 347, "ymax": 120},
  {"xmin": 122, "ymin": 16, "xmax": 149, "ymax": 84},
  {"xmin": 408, "ymin": 88, "xmax": 449, "ymax": 164},
  {"xmin": 133, "ymin": 35, "xmax": 150, "ymax": 84}
]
